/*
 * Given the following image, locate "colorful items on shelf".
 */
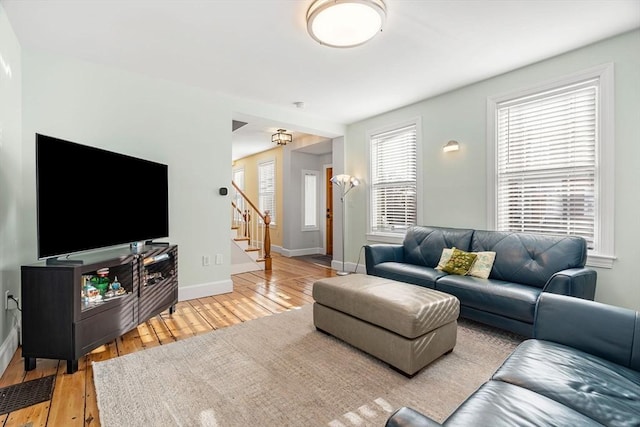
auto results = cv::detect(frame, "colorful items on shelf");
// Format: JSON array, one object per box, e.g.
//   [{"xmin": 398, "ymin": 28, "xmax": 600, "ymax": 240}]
[
  {"xmin": 90, "ymin": 275, "xmax": 110, "ymax": 296},
  {"xmin": 104, "ymin": 276, "xmax": 126, "ymax": 298},
  {"xmin": 82, "ymin": 269, "xmax": 126, "ymax": 304},
  {"xmin": 82, "ymin": 276, "xmax": 101, "ymax": 303}
]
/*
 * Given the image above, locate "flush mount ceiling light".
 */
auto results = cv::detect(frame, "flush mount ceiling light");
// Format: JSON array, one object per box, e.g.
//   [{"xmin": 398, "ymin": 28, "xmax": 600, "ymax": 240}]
[
  {"xmin": 272, "ymin": 129, "xmax": 292, "ymax": 146},
  {"xmin": 306, "ymin": 0, "xmax": 387, "ymax": 48}
]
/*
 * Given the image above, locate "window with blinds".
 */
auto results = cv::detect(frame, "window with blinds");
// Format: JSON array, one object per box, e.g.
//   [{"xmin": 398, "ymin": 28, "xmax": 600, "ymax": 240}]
[
  {"xmin": 258, "ymin": 160, "xmax": 276, "ymax": 225},
  {"xmin": 496, "ymin": 79, "xmax": 598, "ymax": 249},
  {"xmin": 370, "ymin": 123, "xmax": 417, "ymax": 234},
  {"xmin": 233, "ymin": 168, "xmax": 245, "ymax": 190},
  {"xmin": 303, "ymin": 170, "xmax": 319, "ymax": 230}
]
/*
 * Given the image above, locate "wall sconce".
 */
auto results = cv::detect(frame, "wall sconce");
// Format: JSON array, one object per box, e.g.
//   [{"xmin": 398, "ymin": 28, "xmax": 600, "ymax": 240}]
[
  {"xmin": 443, "ymin": 140, "xmax": 460, "ymax": 153},
  {"xmin": 272, "ymin": 129, "xmax": 292, "ymax": 146}
]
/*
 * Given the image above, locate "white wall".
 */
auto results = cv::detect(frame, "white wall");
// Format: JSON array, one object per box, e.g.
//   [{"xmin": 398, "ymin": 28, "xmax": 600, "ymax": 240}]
[
  {"xmin": 19, "ymin": 49, "xmax": 344, "ymax": 300},
  {"xmin": 331, "ymin": 136, "xmax": 345, "ymax": 268},
  {"xmin": 21, "ymin": 49, "xmax": 234, "ymax": 297},
  {"xmin": 345, "ymin": 30, "xmax": 640, "ymax": 310},
  {"xmin": 0, "ymin": 2, "xmax": 22, "ymax": 373}
]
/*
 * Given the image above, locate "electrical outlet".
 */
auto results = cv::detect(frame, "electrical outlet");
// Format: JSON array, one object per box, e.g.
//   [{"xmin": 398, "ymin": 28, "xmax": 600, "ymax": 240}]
[
  {"xmin": 5, "ymin": 291, "xmax": 10, "ymax": 311},
  {"xmin": 202, "ymin": 255, "xmax": 211, "ymax": 266}
]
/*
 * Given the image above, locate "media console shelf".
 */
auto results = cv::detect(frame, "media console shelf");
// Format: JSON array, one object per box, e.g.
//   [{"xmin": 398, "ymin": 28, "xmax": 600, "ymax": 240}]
[{"xmin": 21, "ymin": 245, "xmax": 178, "ymax": 374}]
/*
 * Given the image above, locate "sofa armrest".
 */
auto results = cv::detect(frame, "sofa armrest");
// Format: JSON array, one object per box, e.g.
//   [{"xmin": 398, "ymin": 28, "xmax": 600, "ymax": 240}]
[
  {"xmin": 542, "ymin": 267, "xmax": 597, "ymax": 300},
  {"xmin": 386, "ymin": 407, "xmax": 444, "ymax": 427},
  {"xmin": 364, "ymin": 244, "xmax": 404, "ymax": 274},
  {"xmin": 534, "ymin": 293, "xmax": 640, "ymax": 370}
]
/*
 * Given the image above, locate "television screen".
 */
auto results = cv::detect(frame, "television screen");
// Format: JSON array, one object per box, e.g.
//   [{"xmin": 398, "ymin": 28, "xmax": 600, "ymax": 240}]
[{"xmin": 36, "ymin": 134, "xmax": 169, "ymax": 259}]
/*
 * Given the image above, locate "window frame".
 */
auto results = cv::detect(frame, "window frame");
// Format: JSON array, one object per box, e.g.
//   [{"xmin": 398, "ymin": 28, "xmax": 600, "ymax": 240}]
[
  {"xmin": 232, "ymin": 167, "xmax": 245, "ymax": 191},
  {"xmin": 302, "ymin": 169, "xmax": 319, "ymax": 231},
  {"xmin": 366, "ymin": 117, "xmax": 423, "ymax": 243},
  {"xmin": 258, "ymin": 159, "xmax": 276, "ymax": 226},
  {"xmin": 487, "ymin": 63, "xmax": 615, "ymax": 268}
]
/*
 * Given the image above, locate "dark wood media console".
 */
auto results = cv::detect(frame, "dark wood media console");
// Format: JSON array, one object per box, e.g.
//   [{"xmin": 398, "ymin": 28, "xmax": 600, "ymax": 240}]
[{"xmin": 21, "ymin": 244, "xmax": 178, "ymax": 374}]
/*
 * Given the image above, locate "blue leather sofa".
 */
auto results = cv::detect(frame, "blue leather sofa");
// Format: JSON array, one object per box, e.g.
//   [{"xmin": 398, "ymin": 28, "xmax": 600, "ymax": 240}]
[
  {"xmin": 385, "ymin": 293, "xmax": 640, "ymax": 426},
  {"xmin": 365, "ymin": 225, "xmax": 597, "ymax": 336}
]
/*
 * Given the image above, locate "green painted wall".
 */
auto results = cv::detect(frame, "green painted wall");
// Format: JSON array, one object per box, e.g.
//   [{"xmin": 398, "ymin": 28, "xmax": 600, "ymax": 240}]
[{"xmin": 345, "ymin": 30, "xmax": 640, "ymax": 310}]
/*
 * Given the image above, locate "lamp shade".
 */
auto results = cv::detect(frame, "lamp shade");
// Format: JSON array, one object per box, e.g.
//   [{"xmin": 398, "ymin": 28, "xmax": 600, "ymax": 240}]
[
  {"xmin": 331, "ymin": 174, "xmax": 360, "ymax": 197},
  {"xmin": 306, "ymin": 0, "xmax": 387, "ymax": 48}
]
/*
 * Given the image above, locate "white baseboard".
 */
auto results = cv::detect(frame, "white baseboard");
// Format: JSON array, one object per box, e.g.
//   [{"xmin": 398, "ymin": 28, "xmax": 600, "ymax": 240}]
[
  {"xmin": 278, "ymin": 247, "xmax": 324, "ymax": 257},
  {"xmin": 178, "ymin": 279, "xmax": 233, "ymax": 301},
  {"xmin": 330, "ymin": 260, "xmax": 367, "ymax": 274},
  {"xmin": 0, "ymin": 323, "xmax": 19, "ymax": 378},
  {"xmin": 230, "ymin": 262, "xmax": 262, "ymax": 275}
]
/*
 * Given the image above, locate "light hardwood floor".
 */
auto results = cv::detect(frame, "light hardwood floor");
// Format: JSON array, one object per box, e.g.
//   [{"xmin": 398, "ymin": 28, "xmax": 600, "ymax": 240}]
[{"xmin": 0, "ymin": 254, "xmax": 335, "ymax": 427}]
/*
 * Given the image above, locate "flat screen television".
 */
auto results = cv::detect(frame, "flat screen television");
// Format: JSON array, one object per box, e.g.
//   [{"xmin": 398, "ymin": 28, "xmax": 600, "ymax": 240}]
[{"xmin": 36, "ymin": 133, "xmax": 169, "ymax": 261}]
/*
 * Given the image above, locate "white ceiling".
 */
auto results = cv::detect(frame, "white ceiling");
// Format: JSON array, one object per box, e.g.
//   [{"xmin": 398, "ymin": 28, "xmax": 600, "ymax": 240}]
[{"xmin": 3, "ymin": 0, "xmax": 639, "ymax": 159}]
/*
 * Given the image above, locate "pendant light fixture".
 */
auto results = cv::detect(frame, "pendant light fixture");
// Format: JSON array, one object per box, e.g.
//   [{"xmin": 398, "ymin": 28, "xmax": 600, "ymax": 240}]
[
  {"xmin": 272, "ymin": 129, "xmax": 292, "ymax": 146},
  {"xmin": 306, "ymin": 0, "xmax": 387, "ymax": 48}
]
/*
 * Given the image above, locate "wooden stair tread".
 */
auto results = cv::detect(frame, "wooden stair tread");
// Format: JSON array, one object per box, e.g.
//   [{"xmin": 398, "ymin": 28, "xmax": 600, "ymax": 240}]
[
  {"xmin": 245, "ymin": 247, "xmax": 260, "ymax": 252},
  {"xmin": 234, "ymin": 237, "xmax": 250, "ymax": 242}
]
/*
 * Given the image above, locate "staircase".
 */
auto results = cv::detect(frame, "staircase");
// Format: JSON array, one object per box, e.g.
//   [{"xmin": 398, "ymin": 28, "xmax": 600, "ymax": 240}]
[{"xmin": 230, "ymin": 181, "xmax": 272, "ymax": 274}]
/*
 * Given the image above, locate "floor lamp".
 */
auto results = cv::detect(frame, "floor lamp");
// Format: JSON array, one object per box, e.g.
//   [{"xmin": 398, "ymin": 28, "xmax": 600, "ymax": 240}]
[{"xmin": 331, "ymin": 174, "xmax": 360, "ymax": 276}]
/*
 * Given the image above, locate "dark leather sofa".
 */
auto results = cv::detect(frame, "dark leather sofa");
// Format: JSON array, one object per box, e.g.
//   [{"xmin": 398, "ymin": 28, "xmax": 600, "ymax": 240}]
[
  {"xmin": 386, "ymin": 293, "xmax": 640, "ymax": 426},
  {"xmin": 365, "ymin": 225, "xmax": 597, "ymax": 336}
]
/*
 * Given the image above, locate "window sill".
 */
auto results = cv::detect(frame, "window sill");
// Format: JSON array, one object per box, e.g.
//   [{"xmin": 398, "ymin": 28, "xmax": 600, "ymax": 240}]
[
  {"xmin": 366, "ymin": 233, "xmax": 404, "ymax": 244},
  {"xmin": 586, "ymin": 253, "xmax": 616, "ymax": 269}
]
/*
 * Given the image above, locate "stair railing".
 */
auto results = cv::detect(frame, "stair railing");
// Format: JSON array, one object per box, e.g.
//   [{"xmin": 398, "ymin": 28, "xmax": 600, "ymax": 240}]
[{"xmin": 231, "ymin": 181, "xmax": 272, "ymax": 271}]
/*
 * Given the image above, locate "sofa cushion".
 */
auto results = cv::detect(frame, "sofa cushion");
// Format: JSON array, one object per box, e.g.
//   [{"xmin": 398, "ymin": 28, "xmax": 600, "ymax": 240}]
[
  {"xmin": 403, "ymin": 226, "xmax": 474, "ymax": 268},
  {"xmin": 435, "ymin": 275, "xmax": 540, "ymax": 323},
  {"xmin": 441, "ymin": 248, "xmax": 477, "ymax": 275},
  {"xmin": 493, "ymin": 339, "xmax": 640, "ymax": 426},
  {"xmin": 470, "ymin": 230, "xmax": 587, "ymax": 288},
  {"xmin": 467, "ymin": 251, "xmax": 497, "ymax": 279},
  {"xmin": 436, "ymin": 248, "xmax": 497, "ymax": 279},
  {"xmin": 371, "ymin": 262, "xmax": 445, "ymax": 289},
  {"xmin": 435, "ymin": 247, "xmax": 453, "ymax": 270},
  {"xmin": 444, "ymin": 380, "xmax": 601, "ymax": 427}
]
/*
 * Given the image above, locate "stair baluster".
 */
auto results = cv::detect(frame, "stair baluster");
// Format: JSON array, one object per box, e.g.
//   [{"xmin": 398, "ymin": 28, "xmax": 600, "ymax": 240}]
[{"xmin": 231, "ymin": 181, "xmax": 272, "ymax": 271}]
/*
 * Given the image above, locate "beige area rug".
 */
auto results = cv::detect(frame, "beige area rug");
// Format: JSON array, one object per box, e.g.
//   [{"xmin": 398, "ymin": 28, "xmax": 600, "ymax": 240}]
[{"xmin": 93, "ymin": 304, "xmax": 522, "ymax": 427}]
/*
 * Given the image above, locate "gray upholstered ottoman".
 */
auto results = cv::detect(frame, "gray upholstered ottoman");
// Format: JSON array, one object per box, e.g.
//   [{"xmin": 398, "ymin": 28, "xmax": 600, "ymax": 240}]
[{"xmin": 312, "ymin": 274, "xmax": 460, "ymax": 376}]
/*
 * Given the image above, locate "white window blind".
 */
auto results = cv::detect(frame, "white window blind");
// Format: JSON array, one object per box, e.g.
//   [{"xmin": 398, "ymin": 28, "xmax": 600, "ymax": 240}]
[
  {"xmin": 258, "ymin": 160, "xmax": 275, "ymax": 225},
  {"xmin": 232, "ymin": 168, "xmax": 246, "ymax": 221},
  {"xmin": 303, "ymin": 171, "xmax": 318, "ymax": 230},
  {"xmin": 370, "ymin": 124, "xmax": 417, "ymax": 234},
  {"xmin": 233, "ymin": 168, "xmax": 245, "ymax": 191},
  {"xmin": 496, "ymin": 80, "xmax": 597, "ymax": 249}
]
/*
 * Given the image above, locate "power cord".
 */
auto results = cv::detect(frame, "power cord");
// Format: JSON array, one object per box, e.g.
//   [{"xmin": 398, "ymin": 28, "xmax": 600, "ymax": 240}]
[
  {"xmin": 7, "ymin": 295, "xmax": 22, "ymax": 311},
  {"xmin": 353, "ymin": 245, "xmax": 366, "ymax": 274}
]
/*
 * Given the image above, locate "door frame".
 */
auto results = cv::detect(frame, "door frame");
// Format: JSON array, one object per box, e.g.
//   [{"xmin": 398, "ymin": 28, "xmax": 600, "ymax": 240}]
[{"xmin": 323, "ymin": 164, "xmax": 333, "ymax": 255}]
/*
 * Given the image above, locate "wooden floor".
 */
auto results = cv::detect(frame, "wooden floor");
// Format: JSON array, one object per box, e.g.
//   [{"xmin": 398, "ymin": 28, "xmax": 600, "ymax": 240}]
[{"xmin": 0, "ymin": 254, "xmax": 335, "ymax": 427}]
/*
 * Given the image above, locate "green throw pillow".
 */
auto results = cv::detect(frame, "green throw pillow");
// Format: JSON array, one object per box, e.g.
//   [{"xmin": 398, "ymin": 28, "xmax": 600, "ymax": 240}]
[{"xmin": 442, "ymin": 248, "xmax": 477, "ymax": 275}]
